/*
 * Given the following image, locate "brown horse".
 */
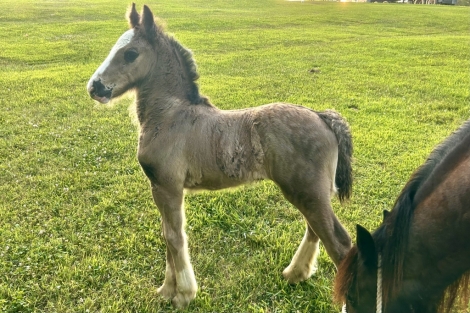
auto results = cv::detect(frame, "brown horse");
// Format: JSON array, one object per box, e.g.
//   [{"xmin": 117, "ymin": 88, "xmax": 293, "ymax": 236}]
[
  {"xmin": 334, "ymin": 119, "xmax": 470, "ymax": 313},
  {"xmin": 87, "ymin": 4, "xmax": 353, "ymax": 308}
]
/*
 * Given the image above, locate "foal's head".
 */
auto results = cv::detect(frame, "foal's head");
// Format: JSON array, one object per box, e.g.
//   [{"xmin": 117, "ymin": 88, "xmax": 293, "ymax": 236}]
[{"xmin": 87, "ymin": 4, "xmax": 159, "ymax": 103}]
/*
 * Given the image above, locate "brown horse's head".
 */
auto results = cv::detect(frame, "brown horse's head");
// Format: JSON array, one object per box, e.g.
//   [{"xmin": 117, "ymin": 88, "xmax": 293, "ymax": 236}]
[
  {"xmin": 87, "ymin": 3, "xmax": 158, "ymax": 103},
  {"xmin": 334, "ymin": 225, "xmax": 379, "ymax": 313}
]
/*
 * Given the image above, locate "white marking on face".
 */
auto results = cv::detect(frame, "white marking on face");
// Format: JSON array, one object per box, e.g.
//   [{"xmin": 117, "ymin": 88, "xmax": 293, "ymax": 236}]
[{"xmin": 87, "ymin": 29, "xmax": 135, "ymax": 91}]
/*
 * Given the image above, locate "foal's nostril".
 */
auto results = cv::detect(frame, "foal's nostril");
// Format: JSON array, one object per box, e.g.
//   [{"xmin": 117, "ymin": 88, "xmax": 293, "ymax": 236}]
[
  {"xmin": 91, "ymin": 79, "xmax": 112, "ymax": 98},
  {"xmin": 92, "ymin": 79, "xmax": 104, "ymax": 95}
]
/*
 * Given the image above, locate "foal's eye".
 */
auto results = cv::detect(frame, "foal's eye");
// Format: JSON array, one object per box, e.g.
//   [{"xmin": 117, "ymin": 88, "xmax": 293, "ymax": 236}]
[{"xmin": 124, "ymin": 49, "xmax": 139, "ymax": 63}]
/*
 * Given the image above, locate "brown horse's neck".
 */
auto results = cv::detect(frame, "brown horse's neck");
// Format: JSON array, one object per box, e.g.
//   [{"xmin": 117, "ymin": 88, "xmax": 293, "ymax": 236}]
[
  {"xmin": 385, "ymin": 252, "xmax": 464, "ymax": 313},
  {"xmin": 381, "ymin": 180, "xmax": 470, "ymax": 312},
  {"xmin": 370, "ymin": 224, "xmax": 439, "ymax": 313}
]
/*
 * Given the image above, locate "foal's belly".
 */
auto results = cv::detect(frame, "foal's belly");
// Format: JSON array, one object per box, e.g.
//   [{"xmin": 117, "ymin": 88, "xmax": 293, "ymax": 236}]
[{"xmin": 183, "ymin": 168, "xmax": 266, "ymax": 191}]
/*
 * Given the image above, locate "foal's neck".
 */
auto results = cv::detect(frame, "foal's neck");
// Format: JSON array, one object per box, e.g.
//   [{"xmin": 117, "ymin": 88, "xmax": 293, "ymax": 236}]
[
  {"xmin": 135, "ymin": 38, "xmax": 209, "ymax": 126},
  {"xmin": 134, "ymin": 87, "xmax": 182, "ymax": 127}
]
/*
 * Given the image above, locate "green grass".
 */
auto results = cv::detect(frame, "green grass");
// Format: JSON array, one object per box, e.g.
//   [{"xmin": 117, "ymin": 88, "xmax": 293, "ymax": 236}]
[{"xmin": 1, "ymin": 0, "xmax": 469, "ymax": 312}]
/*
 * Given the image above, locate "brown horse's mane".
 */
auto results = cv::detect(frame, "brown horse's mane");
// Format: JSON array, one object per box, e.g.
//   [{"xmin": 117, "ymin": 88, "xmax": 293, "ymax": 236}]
[{"xmin": 335, "ymin": 119, "xmax": 470, "ymax": 312}]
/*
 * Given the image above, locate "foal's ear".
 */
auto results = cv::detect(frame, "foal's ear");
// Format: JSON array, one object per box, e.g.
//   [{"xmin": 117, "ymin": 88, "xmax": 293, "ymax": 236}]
[
  {"xmin": 127, "ymin": 3, "xmax": 140, "ymax": 28},
  {"xmin": 141, "ymin": 5, "xmax": 157, "ymax": 42},
  {"xmin": 356, "ymin": 224, "xmax": 377, "ymax": 268}
]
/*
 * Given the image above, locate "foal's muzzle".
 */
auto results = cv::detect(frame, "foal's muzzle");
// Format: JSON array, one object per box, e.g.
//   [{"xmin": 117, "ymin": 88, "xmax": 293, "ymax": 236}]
[{"xmin": 88, "ymin": 79, "xmax": 112, "ymax": 104}]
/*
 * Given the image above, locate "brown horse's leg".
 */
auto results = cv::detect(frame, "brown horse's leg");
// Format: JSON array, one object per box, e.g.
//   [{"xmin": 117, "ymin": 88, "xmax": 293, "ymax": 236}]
[
  {"xmin": 282, "ymin": 223, "xmax": 320, "ymax": 284},
  {"xmin": 151, "ymin": 183, "xmax": 197, "ymax": 308}
]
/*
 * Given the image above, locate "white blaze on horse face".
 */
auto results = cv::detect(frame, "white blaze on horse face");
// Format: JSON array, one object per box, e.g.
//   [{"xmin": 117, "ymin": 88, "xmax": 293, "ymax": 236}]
[{"xmin": 87, "ymin": 29, "xmax": 135, "ymax": 92}]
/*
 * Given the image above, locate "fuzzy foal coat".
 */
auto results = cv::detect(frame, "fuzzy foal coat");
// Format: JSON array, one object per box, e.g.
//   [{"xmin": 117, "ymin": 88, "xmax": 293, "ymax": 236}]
[{"xmin": 87, "ymin": 4, "xmax": 354, "ymax": 309}]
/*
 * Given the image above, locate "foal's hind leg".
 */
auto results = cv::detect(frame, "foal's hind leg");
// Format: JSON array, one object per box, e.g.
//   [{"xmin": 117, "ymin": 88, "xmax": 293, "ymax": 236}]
[
  {"xmin": 304, "ymin": 202, "xmax": 351, "ymax": 267},
  {"xmin": 151, "ymin": 184, "xmax": 197, "ymax": 308},
  {"xmin": 280, "ymin": 177, "xmax": 351, "ymax": 276},
  {"xmin": 297, "ymin": 194, "xmax": 351, "ymax": 267},
  {"xmin": 282, "ymin": 223, "xmax": 320, "ymax": 284}
]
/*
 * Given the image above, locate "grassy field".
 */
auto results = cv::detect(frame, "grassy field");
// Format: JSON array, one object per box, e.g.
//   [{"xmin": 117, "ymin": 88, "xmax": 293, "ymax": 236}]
[{"xmin": 1, "ymin": 0, "xmax": 469, "ymax": 312}]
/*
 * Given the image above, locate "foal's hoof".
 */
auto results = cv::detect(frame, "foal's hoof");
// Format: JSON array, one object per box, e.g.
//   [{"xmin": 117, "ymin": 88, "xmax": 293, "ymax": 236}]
[
  {"xmin": 157, "ymin": 284, "xmax": 176, "ymax": 300},
  {"xmin": 171, "ymin": 290, "xmax": 196, "ymax": 309},
  {"xmin": 282, "ymin": 264, "xmax": 317, "ymax": 284}
]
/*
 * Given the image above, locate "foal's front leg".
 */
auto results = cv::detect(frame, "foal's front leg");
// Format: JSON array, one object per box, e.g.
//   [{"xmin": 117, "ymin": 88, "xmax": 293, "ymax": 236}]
[
  {"xmin": 151, "ymin": 184, "xmax": 197, "ymax": 308},
  {"xmin": 156, "ymin": 245, "xmax": 177, "ymax": 299}
]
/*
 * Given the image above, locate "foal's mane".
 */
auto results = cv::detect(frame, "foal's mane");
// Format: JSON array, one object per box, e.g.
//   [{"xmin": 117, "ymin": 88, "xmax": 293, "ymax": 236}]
[
  {"xmin": 335, "ymin": 119, "xmax": 470, "ymax": 310},
  {"xmin": 160, "ymin": 29, "xmax": 211, "ymax": 106}
]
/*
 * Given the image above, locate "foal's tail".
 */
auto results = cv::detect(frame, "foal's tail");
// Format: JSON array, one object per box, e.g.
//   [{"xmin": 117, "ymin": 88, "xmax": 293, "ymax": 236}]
[{"xmin": 317, "ymin": 110, "xmax": 353, "ymax": 203}]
